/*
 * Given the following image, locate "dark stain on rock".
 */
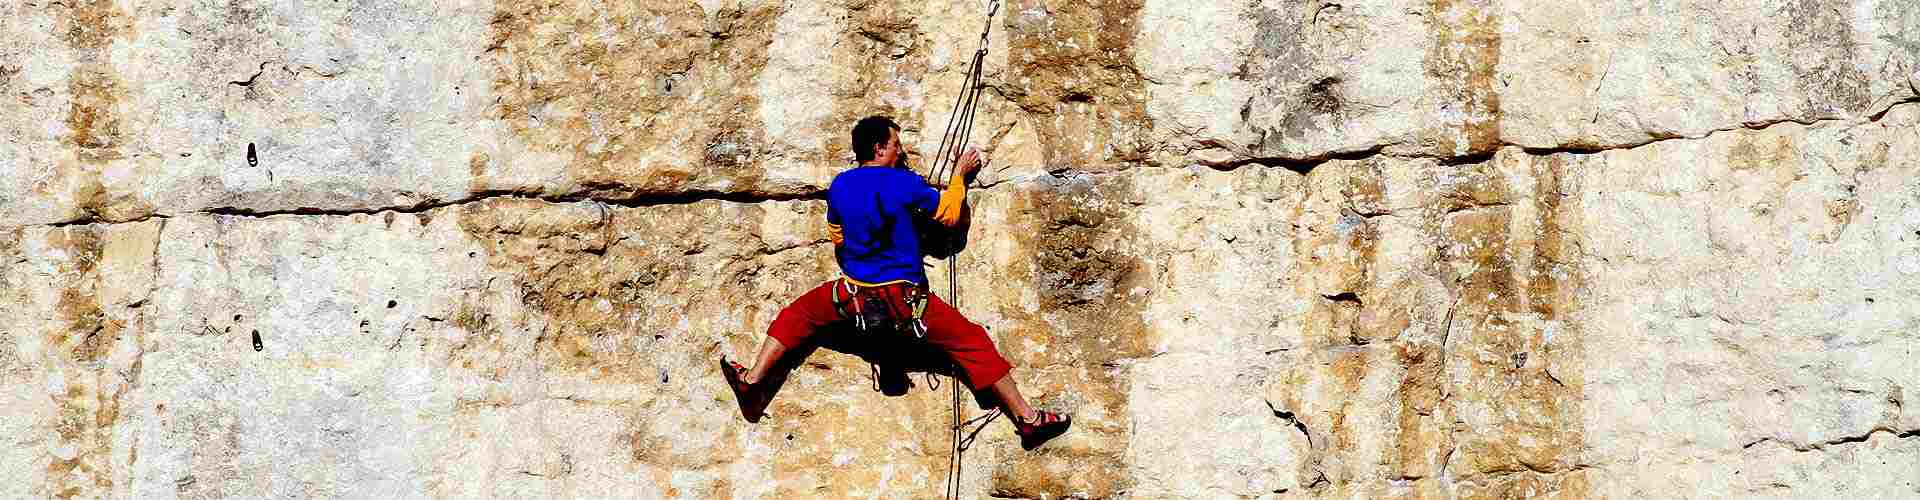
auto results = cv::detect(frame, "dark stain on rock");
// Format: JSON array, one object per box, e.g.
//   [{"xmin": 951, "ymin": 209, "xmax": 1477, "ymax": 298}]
[
  {"xmin": 1440, "ymin": 153, "xmax": 1587, "ymax": 485},
  {"xmin": 0, "ymin": 230, "xmax": 21, "ymax": 379},
  {"xmin": 973, "ymin": 173, "xmax": 1147, "ymax": 497},
  {"xmin": 53, "ymin": 0, "xmax": 133, "ymax": 51},
  {"xmin": 47, "ymin": 0, "xmax": 151, "ymax": 223},
  {"xmin": 817, "ymin": 1, "xmax": 932, "ymax": 167},
  {"xmin": 990, "ymin": 366, "xmax": 1135, "ymax": 498},
  {"xmin": 39, "ymin": 225, "xmax": 141, "ymax": 499},
  {"xmin": 484, "ymin": 1, "xmax": 781, "ymax": 196},
  {"xmin": 1325, "ymin": 347, "xmax": 1369, "ymax": 456},
  {"xmin": 452, "ymin": 199, "xmax": 634, "ymax": 379},
  {"xmin": 1245, "ymin": 3, "xmax": 1332, "ymax": 150},
  {"xmin": 48, "ymin": 230, "xmax": 113, "ymax": 364},
  {"xmin": 64, "ymin": 69, "xmax": 124, "ymax": 159},
  {"xmin": 1006, "ymin": 173, "xmax": 1151, "ymax": 366},
  {"xmin": 1424, "ymin": 0, "xmax": 1504, "ymax": 156},
  {"xmin": 1294, "ymin": 163, "xmax": 1382, "ymax": 348},
  {"xmin": 1390, "ymin": 340, "xmax": 1447, "ymax": 479},
  {"xmin": 1002, "ymin": 0, "xmax": 1153, "ymax": 170},
  {"xmin": 449, "ymin": 195, "xmax": 833, "ymax": 486},
  {"xmin": 1526, "ymin": 156, "xmax": 1581, "ymax": 318},
  {"xmin": 1783, "ymin": 0, "xmax": 1872, "ymax": 116},
  {"xmin": 1304, "ymin": 77, "xmax": 1345, "ymax": 116},
  {"xmin": 465, "ymin": 151, "xmax": 489, "ymax": 179}
]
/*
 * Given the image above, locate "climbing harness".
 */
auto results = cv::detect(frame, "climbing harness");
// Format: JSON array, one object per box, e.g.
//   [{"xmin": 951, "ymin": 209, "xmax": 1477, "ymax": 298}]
[
  {"xmin": 923, "ymin": 2, "xmax": 1001, "ymax": 499},
  {"xmin": 829, "ymin": 278, "xmax": 929, "ymax": 339}
]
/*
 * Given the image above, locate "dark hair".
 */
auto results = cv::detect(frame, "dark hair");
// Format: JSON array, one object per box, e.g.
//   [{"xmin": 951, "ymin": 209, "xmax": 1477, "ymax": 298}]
[{"xmin": 851, "ymin": 115, "xmax": 899, "ymax": 163}]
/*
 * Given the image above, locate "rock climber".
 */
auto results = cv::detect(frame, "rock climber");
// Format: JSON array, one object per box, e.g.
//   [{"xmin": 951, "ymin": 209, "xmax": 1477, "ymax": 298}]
[{"xmin": 720, "ymin": 115, "xmax": 1070, "ymax": 450}]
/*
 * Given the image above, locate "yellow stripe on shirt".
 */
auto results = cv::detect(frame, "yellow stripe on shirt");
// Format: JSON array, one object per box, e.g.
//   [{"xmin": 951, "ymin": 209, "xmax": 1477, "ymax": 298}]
[
  {"xmin": 842, "ymin": 276, "xmax": 918, "ymax": 288},
  {"xmin": 932, "ymin": 173, "xmax": 967, "ymax": 226}
]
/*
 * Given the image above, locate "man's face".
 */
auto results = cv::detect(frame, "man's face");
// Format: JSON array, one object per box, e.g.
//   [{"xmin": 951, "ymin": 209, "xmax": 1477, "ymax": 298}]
[{"xmin": 874, "ymin": 128, "xmax": 905, "ymax": 168}]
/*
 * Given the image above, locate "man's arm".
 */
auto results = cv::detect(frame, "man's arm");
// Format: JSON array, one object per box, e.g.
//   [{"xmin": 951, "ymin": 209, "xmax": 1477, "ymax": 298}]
[
  {"xmin": 826, "ymin": 197, "xmax": 844, "ymax": 246},
  {"xmin": 930, "ymin": 148, "xmax": 983, "ymax": 227}
]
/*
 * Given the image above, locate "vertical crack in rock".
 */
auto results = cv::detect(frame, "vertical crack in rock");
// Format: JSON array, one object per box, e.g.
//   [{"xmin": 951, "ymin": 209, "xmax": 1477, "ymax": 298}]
[
  {"xmin": 0, "ymin": 230, "xmax": 21, "ymax": 382},
  {"xmin": 1268, "ymin": 159, "xmax": 1393, "ymax": 489},
  {"xmin": 1265, "ymin": 148, "xmax": 1591, "ymax": 496},
  {"xmin": 484, "ymin": 1, "xmax": 781, "ymax": 197},
  {"xmin": 1001, "ymin": 0, "xmax": 1153, "ymax": 170},
  {"xmin": 1446, "ymin": 153, "xmax": 1590, "ymax": 498},
  {"xmin": 1423, "ymin": 0, "xmax": 1503, "ymax": 158}
]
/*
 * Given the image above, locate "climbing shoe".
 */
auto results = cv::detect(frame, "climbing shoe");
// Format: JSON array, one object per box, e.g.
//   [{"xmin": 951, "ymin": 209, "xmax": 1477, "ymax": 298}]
[
  {"xmin": 1012, "ymin": 410, "xmax": 1071, "ymax": 451},
  {"xmin": 719, "ymin": 358, "xmax": 766, "ymax": 423}
]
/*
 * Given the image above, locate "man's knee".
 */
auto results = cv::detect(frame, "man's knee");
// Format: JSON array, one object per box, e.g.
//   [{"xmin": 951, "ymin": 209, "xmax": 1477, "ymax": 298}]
[
  {"xmin": 766, "ymin": 282, "xmax": 840, "ymax": 347},
  {"xmin": 766, "ymin": 311, "xmax": 809, "ymax": 348}
]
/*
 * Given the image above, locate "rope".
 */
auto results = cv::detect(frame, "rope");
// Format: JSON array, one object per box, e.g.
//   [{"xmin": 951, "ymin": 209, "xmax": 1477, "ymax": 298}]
[
  {"xmin": 925, "ymin": 1, "xmax": 1000, "ymax": 184},
  {"xmin": 933, "ymin": 3, "xmax": 998, "ymax": 499}
]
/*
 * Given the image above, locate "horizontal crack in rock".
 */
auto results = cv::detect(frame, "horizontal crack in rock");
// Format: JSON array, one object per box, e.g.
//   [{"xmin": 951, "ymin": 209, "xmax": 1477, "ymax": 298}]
[
  {"xmin": 20, "ymin": 99, "xmax": 1918, "ymax": 229},
  {"xmin": 24, "ymin": 188, "xmax": 824, "ymax": 229},
  {"xmin": 1194, "ymin": 99, "xmax": 1920, "ymax": 173},
  {"xmin": 1743, "ymin": 427, "xmax": 1920, "ymax": 453}
]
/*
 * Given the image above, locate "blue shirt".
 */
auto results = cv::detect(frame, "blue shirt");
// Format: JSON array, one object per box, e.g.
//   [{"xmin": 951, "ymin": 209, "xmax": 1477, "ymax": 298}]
[{"xmin": 827, "ymin": 166, "xmax": 942, "ymax": 285}]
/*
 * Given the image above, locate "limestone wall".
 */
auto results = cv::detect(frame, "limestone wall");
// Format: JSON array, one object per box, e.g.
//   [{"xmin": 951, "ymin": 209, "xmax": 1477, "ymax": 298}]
[{"xmin": 3, "ymin": 0, "xmax": 1918, "ymax": 498}]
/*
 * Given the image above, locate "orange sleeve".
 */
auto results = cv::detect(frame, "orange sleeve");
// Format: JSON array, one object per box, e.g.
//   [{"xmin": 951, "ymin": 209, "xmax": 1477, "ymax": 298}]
[{"xmin": 932, "ymin": 174, "xmax": 968, "ymax": 227}]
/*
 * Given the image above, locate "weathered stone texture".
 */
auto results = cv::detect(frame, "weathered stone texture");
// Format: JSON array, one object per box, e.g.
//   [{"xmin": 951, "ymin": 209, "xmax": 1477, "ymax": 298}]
[{"xmin": 4, "ymin": 0, "xmax": 1919, "ymax": 498}]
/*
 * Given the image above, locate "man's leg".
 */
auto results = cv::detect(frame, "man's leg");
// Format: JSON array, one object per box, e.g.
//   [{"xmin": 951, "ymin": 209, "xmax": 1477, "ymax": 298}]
[
  {"xmin": 916, "ymin": 293, "xmax": 1034, "ymax": 421},
  {"xmin": 989, "ymin": 370, "xmax": 1037, "ymax": 423},
  {"xmin": 745, "ymin": 280, "xmax": 841, "ymax": 378},
  {"xmin": 741, "ymin": 336, "xmax": 787, "ymax": 385}
]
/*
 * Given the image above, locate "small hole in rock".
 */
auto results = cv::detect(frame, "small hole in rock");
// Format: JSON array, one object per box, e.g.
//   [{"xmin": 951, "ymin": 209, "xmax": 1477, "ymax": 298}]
[{"xmin": 387, "ymin": 300, "xmax": 398, "ymax": 309}]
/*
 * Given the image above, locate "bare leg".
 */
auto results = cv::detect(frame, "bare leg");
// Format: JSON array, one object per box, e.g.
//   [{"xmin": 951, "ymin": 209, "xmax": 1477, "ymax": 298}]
[
  {"xmin": 742, "ymin": 337, "xmax": 788, "ymax": 385},
  {"xmin": 989, "ymin": 375, "xmax": 1038, "ymax": 422}
]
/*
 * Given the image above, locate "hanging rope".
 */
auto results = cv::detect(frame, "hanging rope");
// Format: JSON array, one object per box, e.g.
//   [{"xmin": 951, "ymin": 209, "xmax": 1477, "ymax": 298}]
[
  {"xmin": 925, "ymin": 0, "xmax": 1000, "ymax": 185},
  {"xmin": 930, "ymin": 2, "xmax": 999, "ymax": 500}
]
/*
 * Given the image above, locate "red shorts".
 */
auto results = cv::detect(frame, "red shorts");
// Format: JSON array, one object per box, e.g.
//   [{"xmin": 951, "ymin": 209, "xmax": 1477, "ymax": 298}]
[{"xmin": 767, "ymin": 280, "xmax": 1013, "ymax": 391}]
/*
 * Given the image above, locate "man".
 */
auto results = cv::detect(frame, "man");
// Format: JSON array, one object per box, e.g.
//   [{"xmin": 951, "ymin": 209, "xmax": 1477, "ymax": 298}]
[{"xmin": 720, "ymin": 115, "xmax": 1070, "ymax": 450}]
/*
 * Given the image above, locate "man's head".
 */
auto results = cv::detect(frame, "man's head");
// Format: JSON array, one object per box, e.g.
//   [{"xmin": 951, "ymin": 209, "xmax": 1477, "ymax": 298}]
[{"xmin": 852, "ymin": 115, "xmax": 904, "ymax": 167}]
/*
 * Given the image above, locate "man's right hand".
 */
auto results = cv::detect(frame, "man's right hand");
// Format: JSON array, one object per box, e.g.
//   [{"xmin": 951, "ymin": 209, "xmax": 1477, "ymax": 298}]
[{"xmin": 955, "ymin": 146, "xmax": 984, "ymax": 180}]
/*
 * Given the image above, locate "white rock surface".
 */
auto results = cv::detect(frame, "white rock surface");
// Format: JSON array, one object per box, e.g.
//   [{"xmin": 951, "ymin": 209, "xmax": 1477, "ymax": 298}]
[{"xmin": 3, "ymin": 0, "xmax": 1917, "ymax": 498}]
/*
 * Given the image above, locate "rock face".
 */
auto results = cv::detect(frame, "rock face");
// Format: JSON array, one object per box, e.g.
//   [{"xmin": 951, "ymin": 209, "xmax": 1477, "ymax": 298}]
[{"xmin": 3, "ymin": 0, "xmax": 1919, "ymax": 498}]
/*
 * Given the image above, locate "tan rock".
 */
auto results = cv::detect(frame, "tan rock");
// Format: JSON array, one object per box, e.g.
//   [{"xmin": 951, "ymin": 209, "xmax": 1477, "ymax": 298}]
[{"xmin": 3, "ymin": 1, "xmax": 1919, "ymax": 498}]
